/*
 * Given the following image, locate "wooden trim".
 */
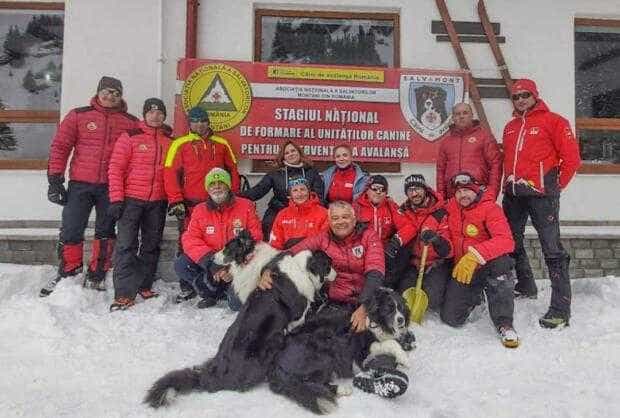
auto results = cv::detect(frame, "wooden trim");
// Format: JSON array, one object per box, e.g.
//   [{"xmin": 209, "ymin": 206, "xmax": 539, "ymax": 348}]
[
  {"xmin": 436, "ymin": 34, "xmax": 505, "ymax": 43},
  {"xmin": 576, "ymin": 118, "xmax": 620, "ymax": 131},
  {"xmin": 578, "ymin": 164, "xmax": 620, "ymax": 174},
  {"xmin": 575, "ymin": 18, "xmax": 620, "ymax": 28},
  {"xmin": 254, "ymin": 8, "xmax": 400, "ymax": 66},
  {"xmin": 431, "ymin": 20, "xmax": 500, "ymax": 35},
  {"xmin": 0, "ymin": 110, "xmax": 60, "ymax": 124},
  {"xmin": 0, "ymin": 159, "xmax": 47, "ymax": 170},
  {"xmin": 0, "ymin": 2, "xmax": 64, "ymax": 10}
]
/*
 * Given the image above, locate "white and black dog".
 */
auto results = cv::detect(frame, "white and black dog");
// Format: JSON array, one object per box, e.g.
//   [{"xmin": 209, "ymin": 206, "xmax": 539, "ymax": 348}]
[
  {"xmin": 268, "ymin": 287, "xmax": 416, "ymax": 414},
  {"xmin": 145, "ymin": 231, "xmax": 336, "ymax": 408}
]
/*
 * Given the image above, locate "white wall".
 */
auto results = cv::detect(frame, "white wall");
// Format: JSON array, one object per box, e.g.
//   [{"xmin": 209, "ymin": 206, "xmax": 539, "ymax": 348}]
[{"xmin": 1, "ymin": 0, "xmax": 619, "ymax": 221}]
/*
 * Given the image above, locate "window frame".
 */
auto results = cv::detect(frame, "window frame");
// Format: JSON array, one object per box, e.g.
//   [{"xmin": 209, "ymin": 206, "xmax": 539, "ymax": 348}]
[
  {"xmin": 574, "ymin": 17, "xmax": 620, "ymax": 174},
  {"xmin": 0, "ymin": 1, "xmax": 64, "ymax": 170},
  {"xmin": 252, "ymin": 8, "xmax": 401, "ymax": 173}
]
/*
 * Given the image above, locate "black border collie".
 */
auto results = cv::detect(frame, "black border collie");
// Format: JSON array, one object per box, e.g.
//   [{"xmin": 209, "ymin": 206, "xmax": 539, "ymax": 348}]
[{"xmin": 144, "ymin": 231, "xmax": 336, "ymax": 408}]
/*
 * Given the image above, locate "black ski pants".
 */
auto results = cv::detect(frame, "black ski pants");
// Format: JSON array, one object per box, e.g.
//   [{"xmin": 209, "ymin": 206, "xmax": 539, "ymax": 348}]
[
  {"xmin": 59, "ymin": 181, "xmax": 115, "ymax": 243},
  {"xmin": 394, "ymin": 260, "xmax": 452, "ymax": 312}
]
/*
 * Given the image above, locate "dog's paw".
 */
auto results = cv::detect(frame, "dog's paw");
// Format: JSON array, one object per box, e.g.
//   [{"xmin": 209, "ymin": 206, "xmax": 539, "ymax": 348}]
[{"xmin": 336, "ymin": 384, "xmax": 353, "ymax": 397}]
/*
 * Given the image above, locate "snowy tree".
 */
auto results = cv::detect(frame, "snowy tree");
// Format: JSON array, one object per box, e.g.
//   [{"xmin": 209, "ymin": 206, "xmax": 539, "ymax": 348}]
[
  {"xmin": 0, "ymin": 98, "xmax": 17, "ymax": 152},
  {"xmin": 2, "ymin": 25, "xmax": 27, "ymax": 67},
  {"xmin": 22, "ymin": 70, "xmax": 38, "ymax": 93}
]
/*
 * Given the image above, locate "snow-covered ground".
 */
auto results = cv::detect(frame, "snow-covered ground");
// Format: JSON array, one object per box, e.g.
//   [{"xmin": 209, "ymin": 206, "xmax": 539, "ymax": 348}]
[{"xmin": 1, "ymin": 264, "xmax": 618, "ymax": 418}]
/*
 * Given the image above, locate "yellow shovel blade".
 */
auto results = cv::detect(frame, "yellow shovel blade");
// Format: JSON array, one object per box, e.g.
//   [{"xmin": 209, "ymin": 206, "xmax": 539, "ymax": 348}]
[{"xmin": 402, "ymin": 287, "xmax": 429, "ymax": 324}]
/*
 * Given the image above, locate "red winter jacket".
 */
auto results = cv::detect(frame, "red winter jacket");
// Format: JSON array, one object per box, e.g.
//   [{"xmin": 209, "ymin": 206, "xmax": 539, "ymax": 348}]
[
  {"xmin": 164, "ymin": 132, "xmax": 240, "ymax": 204},
  {"xmin": 108, "ymin": 121, "xmax": 172, "ymax": 203},
  {"xmin": 395, "ymin": 190, "xmax": 452, "ymax": 268},
  {"xmin": 326, "ymin": 165, "xmax": 356, "ymax": 203},
  {"xmin": 48, "ymin": 97, "xmax": 139, "ymax": 184},
  {"xmin": 502, "ymin": 100, "xmax": 581, "ymax": 196},
  {"xmin": 436, "ymin": 122, "xmax": 502, "ymax": 199},
  {"xmin": 445, "ymin": 193, "xmax": 515, "ymax": 267},
  {"xmin": 269, "ymin": 194, "xmax": 328, "ymax": 250},
  {"xmin": 182, "ymin": 196, "xmax": 262, "ymax": 264},
  {"xmin": 290, "ymin": 224, "xmax": 384, "ymax": 304},
  {"xmin": 353, "ymin": 194, "xmax": 405, "ymax": 243}
]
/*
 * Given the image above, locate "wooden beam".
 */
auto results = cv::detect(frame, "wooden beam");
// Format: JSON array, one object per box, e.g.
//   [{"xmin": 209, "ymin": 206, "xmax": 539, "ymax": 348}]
[
  {"xmin": 0, "ymin": 2, "xmax": 64, "ymax": 10},
  {"xmin": 0, "ymin": 110, "xmax": 59, "ymax": 124},
  {"xmin": 0, "ymin": 160, "xmax": 47, "ymax": 170},
  {"xmin": 576, "ymin": 118, "xmax": 620, "ymax": 131}
]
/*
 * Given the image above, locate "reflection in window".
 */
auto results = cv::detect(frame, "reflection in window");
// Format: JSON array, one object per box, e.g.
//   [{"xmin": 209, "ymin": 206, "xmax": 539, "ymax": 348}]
[
  {"xmin": 0, "ymin": 123, "xmax": 56, "ymax": 160},
  {"xmin": 578, "ymin": 129, "xmax": 620, "ymax": 164},
  {"xmin": 575, "ymin": 24, "xmax": 620, "ymax": 118}
]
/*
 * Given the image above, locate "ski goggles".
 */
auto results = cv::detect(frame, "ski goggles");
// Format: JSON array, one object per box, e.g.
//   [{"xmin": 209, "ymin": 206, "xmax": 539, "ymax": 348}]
[
  {"xmin": 452, "ymin": 173, "xmax": 479, "ymax": 187},
  {"xmin": 369, "ymin": 185, "xmax": 386, "ymax": 194}
]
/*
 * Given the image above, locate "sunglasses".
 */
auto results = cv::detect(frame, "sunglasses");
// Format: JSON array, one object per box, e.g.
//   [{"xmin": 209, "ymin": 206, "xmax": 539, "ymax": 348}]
[
  {"xmin": 369, "ymin": 186, "xmax": 386, "ymax": 194},
  {"xmin": 407, "ymin": 186, "xmax": 425, "ymax": 194},
  {"xmin": 511, "ymin": 91, "xmax": 532, "ymax": 101},
  {"xmin": 100, "ymin": 88, "xmax": 121, "ymax": 98}
]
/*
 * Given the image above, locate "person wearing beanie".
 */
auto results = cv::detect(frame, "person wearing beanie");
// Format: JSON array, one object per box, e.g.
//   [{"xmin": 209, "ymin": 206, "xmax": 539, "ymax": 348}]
[
  {"xmin": 107, "ymin": 97, "xmax": 172, "ymax": 311},
  {"xmin": 163, "ymin": 105, "xmax": 241, "ymax": 277},
  {"xmin": 501, "ymin": 78, "xmax": 581, "ymax": 329},
  {"xmin": 387, "ymin": 174, "xmax": 452, "ymax": 310},
  {"xmin": 443, "ymin": 171, "xmax": 519, "ymax": 348},
  {"xmin": 436, "ymin": 102, "xmax": 502, "ymax": 200},
  {"xmin": 269, "ymin": 177, "xmax": 328, "ymax": 250},
  {"xmin": 42, "ymin": 75, "xmax": 139, "ymax": 297},
  {"xmin": 322, "ymin": 143, "xmax": 369, "ymax": 204},
  {"xmin": 173, "ymin": 168, "xmax": 262, "ymax": 309},
  {"xmin": 241, "ymin": 140, "xmax": 324, "ymax": 241}
]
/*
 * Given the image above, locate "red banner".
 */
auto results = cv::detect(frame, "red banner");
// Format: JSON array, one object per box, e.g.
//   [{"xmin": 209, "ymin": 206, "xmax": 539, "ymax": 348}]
[{"xmin": 175, "ymin": 59, "xmax": 468, "ymax": 162}]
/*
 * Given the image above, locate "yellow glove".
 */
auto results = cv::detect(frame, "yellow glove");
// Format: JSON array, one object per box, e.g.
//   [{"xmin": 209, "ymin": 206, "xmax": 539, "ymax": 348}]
[{"xmin": 452, "ymin": 252, "xmax": 479, "ymax": 284}]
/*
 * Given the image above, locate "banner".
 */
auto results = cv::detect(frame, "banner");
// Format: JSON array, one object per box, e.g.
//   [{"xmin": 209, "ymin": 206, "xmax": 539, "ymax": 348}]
[{"xmin": 175, "ymin": 59, "xmax": 468, "ymax": 162}]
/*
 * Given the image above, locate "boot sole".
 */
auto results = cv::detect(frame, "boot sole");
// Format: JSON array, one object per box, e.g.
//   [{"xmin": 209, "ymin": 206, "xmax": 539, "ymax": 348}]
[{"xmin": 502, "ymin": 339, "xmax": 520, "ymax": 348}]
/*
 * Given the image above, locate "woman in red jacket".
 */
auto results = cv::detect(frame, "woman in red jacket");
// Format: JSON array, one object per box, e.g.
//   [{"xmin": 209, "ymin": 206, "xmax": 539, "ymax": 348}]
[
  {"xmin": 269, "ymin": 177, "xmax": 328, "ymax": 250},
  {"xmin": 107, "ymin": 98, "xmax": 171, "ymax": 311}
]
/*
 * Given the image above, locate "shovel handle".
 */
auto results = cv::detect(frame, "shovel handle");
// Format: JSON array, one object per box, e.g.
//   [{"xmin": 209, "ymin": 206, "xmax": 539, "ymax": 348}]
[{"xmin": 415, "ymin": 245, "xmax": 429, "ymax": 291}]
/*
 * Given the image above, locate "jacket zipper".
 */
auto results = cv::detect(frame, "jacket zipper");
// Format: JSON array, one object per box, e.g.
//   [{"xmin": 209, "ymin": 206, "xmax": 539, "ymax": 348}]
[
  {"xmin": 512, "ymin": 114, "xmax": 527, "ymax": 195},
  {"xmin": 100, "ymin": 115, "xmax": 109, "ymax": 183},
  {"xmin": 147, "ymin": 129, "xmax": 158, "ymax": 201}
]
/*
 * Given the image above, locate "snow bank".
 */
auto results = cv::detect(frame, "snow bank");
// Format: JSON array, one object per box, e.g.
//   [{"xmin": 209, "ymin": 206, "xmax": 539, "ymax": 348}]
[{"xmin": 0, "ymin": 264, "xmax": 618, "ymax": 418}]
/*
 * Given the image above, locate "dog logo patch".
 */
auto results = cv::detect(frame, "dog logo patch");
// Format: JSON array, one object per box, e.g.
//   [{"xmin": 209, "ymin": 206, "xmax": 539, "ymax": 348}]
[
  {"xmin": 232, "ymin": 218, "xmax": 243, "ymax": 236},
  {"xmin": 86, "ymin": 121, "xmax": 97, "ymax": 131},
  {"xmin": 205, "ymin": 226, "xmax": 215, "ymax": 234},
  {"xmin": 138, "ymin": 144, "xmax": 148, "ymax": 151},
  {"xmin": 468, "ymin": 136, "xmax": 477, "ymax": 143},
  {"xmin": 352, "ymin": 245, "xmax": 364, "ymax": 258},
  {"xmin": 529, "ymin": 127, "xmax": 540, "ymax": 135},
  {"xmin": 400, "ymin": 73, "xmax": 465, "ymax": 141},
  {"xmin": 465, "ymin": 224, "xmax": 479, "ymax": 237}
]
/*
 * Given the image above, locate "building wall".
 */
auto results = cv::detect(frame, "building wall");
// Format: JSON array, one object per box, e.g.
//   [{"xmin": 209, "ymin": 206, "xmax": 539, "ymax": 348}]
[{"xmin": 1, "ymin": 0, "xmax": 619, "ymax": 221}]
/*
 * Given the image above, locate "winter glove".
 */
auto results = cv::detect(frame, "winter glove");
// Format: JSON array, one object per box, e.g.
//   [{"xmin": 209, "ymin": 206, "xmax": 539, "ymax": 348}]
[
  {"xmin": 47, "ymin": 175, "xmax": 67, "ymax": 206},
  {"xmin": 384, "ymin": 236, "xmax": 401, "ymax": 259},
  {"xmin": 107, "ymin": 201, "xmax": 125, "ymax": 221},
  {"xmin": 420, "ymin": 229, "xmax": 450, "ymax": 258},
  {"xmin": 168, "ymin": 202, "xmax": 186, "ymax": 219},
  {"xmin": 452, "ymin": 252, "xmax": 480, "ymax": 284}
]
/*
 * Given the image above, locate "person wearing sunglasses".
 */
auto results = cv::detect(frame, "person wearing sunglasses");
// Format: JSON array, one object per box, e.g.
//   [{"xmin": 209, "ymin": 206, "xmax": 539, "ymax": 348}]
[
  {"xmin": 42, "ymin": 76, "xmax": 139, "ymax": 296},
  {"xmin": 444, "ymin": 172, "xmax": 519, "ymax": 348},
  {"xmin": 502, "ymin": 79, "xmax": 581, "ymax": 329},
  {"xmin": 436, "ymin": 102, "xmax": 502, "ymax": 200},
  {"xmin": 385, "ymin": 174, "xmax": 452, "ymax": 310}
]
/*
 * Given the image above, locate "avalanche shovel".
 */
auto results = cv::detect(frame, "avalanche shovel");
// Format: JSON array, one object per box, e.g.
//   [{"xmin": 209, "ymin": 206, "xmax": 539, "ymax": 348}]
[{"xmin": 403, "ymin": 244, "xmax": 429, "ymax": 324}]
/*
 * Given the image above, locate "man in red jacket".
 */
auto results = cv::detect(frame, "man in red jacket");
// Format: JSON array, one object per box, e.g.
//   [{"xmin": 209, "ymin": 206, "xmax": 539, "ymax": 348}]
[
  {"xmin": 174, "ymin": 168, "xmax": 262, "ymax": 309},
  {"xmin": 502, "ymin": 79, "xmax": 581, "ymax": 329},
  {"xmin": 444, "ymin": 173, "xmax": 518, "ymax": 348},
  {"xmin": 269, "ymin": 177, "xmax": 328, "ymax": 250},
  {"xmin": 107, "ymin": 98, "xmax": 172, "ymax": 311},
  {"xmin": 436, "ymin": 103, "xmax": 502, "ymax": 200},
  {"xmin": 41, "ymin": 76, "xmax": 139, "ymax": 296},
  {"xmin": 385, "ymin": 174, "xmax": 452, "ymax": 311}
]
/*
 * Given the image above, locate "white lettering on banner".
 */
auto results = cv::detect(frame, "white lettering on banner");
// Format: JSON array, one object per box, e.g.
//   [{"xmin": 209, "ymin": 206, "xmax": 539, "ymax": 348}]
[
  {"xmin": 324, "ymin": 110, "xmax": 378, "ymax": 124},
  {"xmin": 240, "ymin": 125, "xmax": 412, "ymax": 142},
  {"xmin": 252, "ymin": 83, "xmax": 399, "ymax": 103},
  {"xmin": 360, "ymin": 147, "xmax": 410, "ymax": 158}
]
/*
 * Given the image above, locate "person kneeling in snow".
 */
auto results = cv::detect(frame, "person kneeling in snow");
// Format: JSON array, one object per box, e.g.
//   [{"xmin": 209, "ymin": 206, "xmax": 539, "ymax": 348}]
[
  {"xmin": 443, "ymin": 173, "xmax": 519, "ymax": 348},
  {"xmin": 173, "ymin": 168, "xmax": 262, "ymax": 309}
]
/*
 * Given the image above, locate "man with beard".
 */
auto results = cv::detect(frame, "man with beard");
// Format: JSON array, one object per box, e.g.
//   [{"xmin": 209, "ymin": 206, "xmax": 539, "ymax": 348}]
[{"xmin": 173, "ymin": 168, "xmax": 262, "ymax": 309}]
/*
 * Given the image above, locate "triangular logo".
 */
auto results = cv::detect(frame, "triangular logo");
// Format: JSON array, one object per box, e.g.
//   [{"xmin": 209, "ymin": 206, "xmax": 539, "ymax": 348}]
[{"xmin": 198, "ymin": 74, "xmax": 237, "ymax": 112}]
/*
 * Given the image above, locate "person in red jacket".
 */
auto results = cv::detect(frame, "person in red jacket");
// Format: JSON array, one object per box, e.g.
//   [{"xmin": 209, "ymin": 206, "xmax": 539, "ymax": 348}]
[
  {"xmin": 174, "ymin": 167, "xmax": 262, "ymax": 309},
  {"xmin": 502, "ymin": 79, "xmax": 581, "ymax": 329},
  {"xmin": 269, "ymin": 177, "xmax": 328, "ymax": 250},
  {"xmin": 436, "ymin": 103, "xmax": 502, "ymax": 200},
  {"xmin": 41, "ymin": 76, "xmax": 139, "ymax": 297},
  {"xmin": 322, "ymin": 144, "xmax": 369, "ymax": 203},
  {"xmin": 444, "ymin": 173, "xmax": 519, "ymax": 348},
  {"xmin": 384, "ymin": 174, "xmax": 452, "ymax": 311},
  {"xmin": 106, "ymin": 98, "xmax": 172, "ymax": 311}
]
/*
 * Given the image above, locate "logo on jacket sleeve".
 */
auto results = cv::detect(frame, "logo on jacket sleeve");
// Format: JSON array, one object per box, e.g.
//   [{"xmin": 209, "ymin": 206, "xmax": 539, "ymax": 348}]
[
  {"xmin": 465, "ymin": 224, "xmax": 479, "ymax": 237},
  {"xmin": 352, "ymin": 245, "xmax": 364, "ymax": 258},
  {"xmin": 86, "ymin": 121, "xmax": 97, "ymax": 131},
  {"xmin": 206, "ymin": 225, "xmax": 215, "ymax": 234}
]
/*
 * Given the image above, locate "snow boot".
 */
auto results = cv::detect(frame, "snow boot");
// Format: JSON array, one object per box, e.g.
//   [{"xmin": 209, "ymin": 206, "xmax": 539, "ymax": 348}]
[
  {"xmin": 83, "ymin": 271, "xmax": 106, "ymax": 291},
  {"xmin": 174, "ymin": 288, "xmax": 197, "ymax": 303},
  {"xmin": 353, "ymin": 368, "xmax": 409, "ymax": 398},
  {"xmin": 138, "ymin": 288, "xmax": 159, "ymax": 300},
  {"xmin": 110, "ymin": 297, "xmax": 135, "ymax": 312},
  {"xmin": 197, "ymin": 296, "xmax": 217, "ymax": 309},
  {"xmin": 539, "ymin": 308, "xmax": 570, "ymax": 329},
  {"xmin": 513, "ymin": 281, "xmax": 537, "ymax": 299},
  {"xmin": 498, "ymin": 325, "xmax": 520, "ymax": 348},
  {"xmin": 39, "ymin": 275, "xmax": 62, "ymax": 297}
]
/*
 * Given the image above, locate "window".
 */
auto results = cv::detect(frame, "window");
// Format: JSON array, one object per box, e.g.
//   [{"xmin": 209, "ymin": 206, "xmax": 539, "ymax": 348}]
[
  {"xmin": 575, "ymin": 18, "xmax": 620, "ymax": 173},
  {"xmin": 253, "ymin": 8, "xmax": 400, "ymax": 173},
  {"xmin": 0, "ymin": 2, "xmax": 64, "ymax": 169}
]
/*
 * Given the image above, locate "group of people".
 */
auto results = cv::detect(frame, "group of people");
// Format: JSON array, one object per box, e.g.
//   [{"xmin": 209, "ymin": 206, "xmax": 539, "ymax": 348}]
[{"xmin": 43, "ymin": 75, "xmax": 581, "ymax": 345}]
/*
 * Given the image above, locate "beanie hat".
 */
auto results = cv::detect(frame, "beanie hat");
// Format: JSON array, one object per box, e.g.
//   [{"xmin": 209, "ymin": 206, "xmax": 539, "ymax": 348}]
[
  {"xmin": 368, "ymin": 175, "xmax": 388, "ymax": 192},
  {"xmin": 511, "ymin": 79, "xmax": 539, "ymax": 99},
  {"xmin": 451, "ymin": 172, "xmax": 482, "ymax": 194},
  {"xmin": 143, "ymin": 98, "xmax": 166, "ymax": 119},
  {"xmin": 287, "ymin": 176, "xmax": 309, "ymax": 190},
  {"xmin": 97, "ymin": 76, "xmax": 123, "ymax": 95},
  {"xmin": 187, "ymin": 106, "xmax": 210, "ymax": 123},
  {"xmin": 404, "ymin": 174, "xmax": 428, "ymax": 193},
  {"xmin": 204, "ymin": 167, "xmax": 231, "ymax": 189}
]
